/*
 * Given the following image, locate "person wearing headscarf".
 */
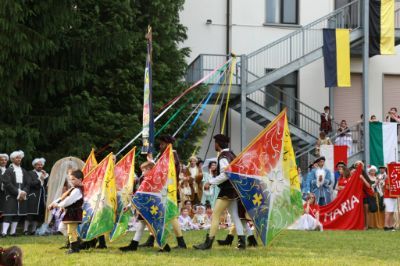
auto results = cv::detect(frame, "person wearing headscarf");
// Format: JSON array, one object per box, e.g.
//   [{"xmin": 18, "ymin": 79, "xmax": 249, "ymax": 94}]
[
  {"xmin": 24, "ymin": 158, "xmax": 49, "ymax": 235},
  {"xmin": 1, "ymin": 151, "xmax": 30, "ymax": 237}
]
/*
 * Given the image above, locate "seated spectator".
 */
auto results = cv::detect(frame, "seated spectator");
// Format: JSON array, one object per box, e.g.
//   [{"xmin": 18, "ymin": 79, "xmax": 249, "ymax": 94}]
[
  {"xmin": 219, "ymin": 209, "xmax": 232, "ymax": 229},
  {"xmin": 183, "ymin": 200, "xmax": 195, "ymax": 218},
  {"xmin": 294, "ymin": 193, "xmax": 322, "ymax": 231},
  {"xmin": 193, "ymin": 205, "xmax": 209, "ymax": 230},
  {"xmin": 178, "ymin": 207, "xmax": 197, "ymax": 231},
  {"xmin": 315, "ymin": 131, "xmax": 332, "ymax": 157},
  {"xmin": 204, "ymin": 205, "xmax": 213, "ymax": 229},
  {"xmin": 335, "ymin": 120, "xmax": 352, "ymax": 156},
  {"xmin": 180, "ymin": 179, "xmax": 193, "ymax": 204}
]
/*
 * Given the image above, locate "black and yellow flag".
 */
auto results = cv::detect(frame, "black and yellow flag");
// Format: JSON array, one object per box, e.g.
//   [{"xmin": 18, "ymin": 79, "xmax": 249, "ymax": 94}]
[
  {"xmin": 370, "ymin": 0, "xmax": 395, "ymax": 57},
  {"xmin": 323, "ymin": 28, "xmax": 351, "ymax": 88}
]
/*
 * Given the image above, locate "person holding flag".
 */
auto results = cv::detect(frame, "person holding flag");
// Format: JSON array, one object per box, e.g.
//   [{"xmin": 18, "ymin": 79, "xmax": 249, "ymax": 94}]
[
  {"xmin": 194, "ymin": 134, "xmax": 247, "ymax": 250},
  {"xmin": 139, "ymin": 135, "xmax": 187, "ymax": 250}
]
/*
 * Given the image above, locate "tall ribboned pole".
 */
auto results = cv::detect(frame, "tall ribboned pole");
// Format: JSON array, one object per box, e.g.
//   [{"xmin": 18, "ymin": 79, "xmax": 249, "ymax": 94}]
[{"xmin": 362, "ymin": 0, "xmax": 370, "ymax": 167}]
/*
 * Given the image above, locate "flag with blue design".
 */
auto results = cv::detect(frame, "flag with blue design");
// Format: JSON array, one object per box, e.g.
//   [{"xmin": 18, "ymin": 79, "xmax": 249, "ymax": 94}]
[
  {"xmin": 110, "ymin": 147, "xmax": 136, "ymax": 242},
  {"xmin": 78, "ymin": 153, "xmax": 116, "ymax": 240},
  {"xmin": 132, "ymin": 144, "xmax": 178, "ymax": 248},
  {"xmin": 226, "ymin": 109, "xmax": 302, "ymax": 246}
]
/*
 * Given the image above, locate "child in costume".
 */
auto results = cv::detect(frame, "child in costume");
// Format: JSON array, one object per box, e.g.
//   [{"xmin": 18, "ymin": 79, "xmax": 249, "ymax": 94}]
[{"xmin": 49, "ymin": 170, "xmax": 84, "ymax": 254}]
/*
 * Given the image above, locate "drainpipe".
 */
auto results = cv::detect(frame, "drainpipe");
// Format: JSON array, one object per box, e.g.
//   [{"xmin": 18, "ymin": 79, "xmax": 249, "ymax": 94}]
[{"xmin": 226, "ymin": 0, "xmax": 231, "ymax": 55}]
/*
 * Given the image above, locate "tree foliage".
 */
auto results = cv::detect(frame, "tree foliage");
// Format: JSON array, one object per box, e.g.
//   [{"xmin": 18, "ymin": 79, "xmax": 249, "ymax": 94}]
[{"xmin": 0, "ymin": 0, "xmax": 206, "ymax": 168}]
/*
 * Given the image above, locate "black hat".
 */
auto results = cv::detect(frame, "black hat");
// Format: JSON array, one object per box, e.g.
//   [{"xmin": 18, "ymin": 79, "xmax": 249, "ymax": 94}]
[
  {"xmin": 314, "ymin": 156, "xmax": 326, "ymax": 164},
  {"xmin": 213, "ymin": 134, "xmax": 230, "ymax": 143},
  {"xmin": 158, "ymin": 135, "xmax": 176, "ymax": 144},
  {"xmin": 379, "ymin": 165, "xmax": 387, "ymax": 169},
  {"xmin": 336, "ymin": 161, "xmax": 346, "ymax": 168}
]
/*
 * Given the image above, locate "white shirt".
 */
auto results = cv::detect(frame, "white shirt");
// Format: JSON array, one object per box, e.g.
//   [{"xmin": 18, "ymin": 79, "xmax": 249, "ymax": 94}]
[
  {"xmin": 56, "ymin": 188, "xmax": 83, "ymax": 208},
  {"xmin": 208, "ymin": 148, "xmax": 230, "ymax": 186},
  {"xmin": 0, "ymin": 166, "xmax": 6, "ymax": 175},
  {"xmin": 12, "ymin": 164, "xmax": 23, "ymax": 184}
]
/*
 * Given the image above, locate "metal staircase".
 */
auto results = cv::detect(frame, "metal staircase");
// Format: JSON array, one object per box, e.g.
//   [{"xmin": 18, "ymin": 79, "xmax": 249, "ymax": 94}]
[{"xmin": 184, "ymin": 0, "xmax": 400, "ymax": 166}]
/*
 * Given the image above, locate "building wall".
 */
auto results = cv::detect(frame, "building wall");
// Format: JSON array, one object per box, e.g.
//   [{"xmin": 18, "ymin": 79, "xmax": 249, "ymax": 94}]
[{"xmin": 179, "ymin": 0, "xmax": 400, "ymax": 159}]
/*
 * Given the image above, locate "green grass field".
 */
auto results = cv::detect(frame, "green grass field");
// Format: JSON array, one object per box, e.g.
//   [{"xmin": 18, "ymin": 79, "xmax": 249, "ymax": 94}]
[{"xmin": 1, "ymin": 229, "xmax": 400, "ymax": 266}]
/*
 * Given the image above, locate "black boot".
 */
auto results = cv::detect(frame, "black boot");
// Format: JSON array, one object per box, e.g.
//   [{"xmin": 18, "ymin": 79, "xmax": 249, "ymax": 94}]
[
  {"xmin": 119, "ymin": 240, "xmax": 139, "ymax": 252},
  {"xmin": 173, "ymin": 236, "xmax": 187, "ymax": 249},
  {"xmin": 158, "ymin": 244, "xmax": 171, "ymax": 253},
  {"xmin": 237, "ymin": 235, "xmax": 246, "ymax": 250},
  {"xmin": 217, "ymin": 234, "xmax": 234, "ymax": 246},
  {"xmin": 193, "ymin": 234, "xmax": 214, "ymax": 250},
  {"xmin": 60, "ymin": 239, "xmax": 70, "ymax": 249},
  {"xmin": 247, "ymin": 235, "xmax": 258, "ymax": 247},
  {"xmin": 139, "ymin": 235, "xmax": 155, "ymax": 247},
  {"xmin": 96, "ymin": 235, "xmax": 107, "ymax": 249},
  {"xmin": 67, "ymin": 241, "xmax": 80, "ymax": 254}
]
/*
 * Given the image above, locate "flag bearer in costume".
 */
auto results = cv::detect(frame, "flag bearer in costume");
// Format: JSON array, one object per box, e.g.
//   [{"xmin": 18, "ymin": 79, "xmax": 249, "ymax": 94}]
[
  {"xmin": 49, "ymin": 170, "xmax": 84, "ymax": 254},
  {"xmin": 194, "ymin": 134, "xmax": 247, "ymax": 250},
  {"xmin": 119, "ymin": 161, "xmax": 155, "ymax": 252},
  {"xmin": 0, "ymin": 153, "xmax": 9, "ymax": 220},
  {"xmin": 139, "ymin": 135, "xmax": 187, "ymax": 250},
  {"xmin": 24, "ymin": 158, "xmax": 49, "ymax": 235},
  {"xmin": 1, "ymin": 151, "xmax": 30, "ymax": 237}
]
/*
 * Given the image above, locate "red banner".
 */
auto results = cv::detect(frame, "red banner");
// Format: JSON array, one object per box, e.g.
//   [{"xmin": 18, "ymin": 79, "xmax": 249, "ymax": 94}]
[
  {"xmin": 387, "ymin": 163, "xmax": 400, "ymax": 197},
  {"xmin": 319, "ymin": 165, "xmax": 364, "ymax": 230}
]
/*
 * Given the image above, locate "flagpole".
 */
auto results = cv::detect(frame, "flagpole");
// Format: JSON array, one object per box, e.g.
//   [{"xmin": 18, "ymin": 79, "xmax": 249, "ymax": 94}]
[{"xmin": 362, "ymin": 0, "xmax": 370, "ymax": 167}]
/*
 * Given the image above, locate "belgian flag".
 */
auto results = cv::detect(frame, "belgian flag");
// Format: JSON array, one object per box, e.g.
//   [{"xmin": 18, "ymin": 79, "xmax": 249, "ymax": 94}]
[
  {"xmin": 323, "ymin": 28, "xmax": 351, "ymax": 88},
  {"xmin": 370, "ymin": 0, "xmax": 395, "ymax": 57}
]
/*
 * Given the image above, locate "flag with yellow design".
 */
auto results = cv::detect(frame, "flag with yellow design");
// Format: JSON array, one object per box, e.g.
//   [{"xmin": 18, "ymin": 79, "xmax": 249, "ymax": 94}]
[
  {"xmin": 110, "ymin": 147, "xmax": 136, "ymax": 241},
  {"xmin": 82, "ymin": 148, "xmax": 98, "ymax": 176},
  {"xmin": 226, "ymin": 109, "xmax": 302, "ymax": 246},
  {"xmin": 131, "ymin": 144, "xmax": 178, "ymax": 248},
  {"xmin": 78, "ymin": 153, "xmax": 117, "ymax": 240}
]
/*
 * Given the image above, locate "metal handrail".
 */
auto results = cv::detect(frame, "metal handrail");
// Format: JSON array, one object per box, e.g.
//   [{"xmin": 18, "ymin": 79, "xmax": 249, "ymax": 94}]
[
  {"xmin": 295, "ymin": 122, "xmax": 362, "ymax": 159},
  {"xmin": 247, "ymin": 0, "xmax": 361, "ymax": 58},
  {"xmin": 246, "ymin": 0, "xmax": 362, "ymax": 84}
]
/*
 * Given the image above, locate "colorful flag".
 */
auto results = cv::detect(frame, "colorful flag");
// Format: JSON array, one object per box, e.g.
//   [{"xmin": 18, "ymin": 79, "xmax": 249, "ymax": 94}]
[
  {"xmin": 226, "ymin": 110, "xmax": 302, "ymax": 246},
  {"xmin": 132, "ymin": 144, "xmax": 178, "ymax": 248},
  {"xmin": 110, "ymin": 147, "xmax": 136, "ymax": 242},
  {"xmin": 370, "ymin": 122, "xmax": 398, "ymax": 167},
  {"xmin": 82, "ymin": 148, "xmax": 98, "ymax": 176},
  {"xmin": 323, "ymin": 28, "xmax": 351, "ymax": 87},
  {"xmin": 78, "ymin": 153, "xmax": 116, "ymax": 240},
  {"xmin": 320, "ymin": 145, "xmax": 348, "ymax": 174},
  {"xmin": 387, "ymin": 163, "xmax": 400, "ymax": 197},
  {"xmin": 319, "ymin": 165, "xmax": 364, "ymax": 230},
  {"xmin": 370, "ymin": 0, "xmax": 395, "ymax": 56},
  {"xmin": 142, "ymin": 25, "xmax": 154, "ymax": 154}
]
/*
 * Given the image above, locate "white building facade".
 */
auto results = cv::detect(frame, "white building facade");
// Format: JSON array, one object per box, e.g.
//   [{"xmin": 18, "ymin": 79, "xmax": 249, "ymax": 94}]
[{"xmin": 179, "ymin": 0, "xmax": 400, "ymax": 158}]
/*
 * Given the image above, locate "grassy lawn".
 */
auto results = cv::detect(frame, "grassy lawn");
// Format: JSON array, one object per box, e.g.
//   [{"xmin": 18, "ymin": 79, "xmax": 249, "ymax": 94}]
[{"xmin": 1, "ymin": 229, "xmax": 399, "ymax": 266}]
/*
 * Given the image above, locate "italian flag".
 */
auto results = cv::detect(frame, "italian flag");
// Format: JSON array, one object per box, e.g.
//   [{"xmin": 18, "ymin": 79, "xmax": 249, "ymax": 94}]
[
  {"xmin": 370, "ymin": 122, "xmax": 398, "ymax": 167},
  {"xmin": 320, "ymin": 145, "xmax": 348, "ymax": 174}
]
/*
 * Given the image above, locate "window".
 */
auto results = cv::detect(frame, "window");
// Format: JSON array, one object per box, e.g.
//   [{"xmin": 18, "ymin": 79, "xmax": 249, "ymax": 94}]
[
  {"xmin": 265, "ymin": 71, "xmax": 298, "ymax": 125},
  {"xmin": 266, "ymin": 0, "xmax": 299, "ymax": 25}
]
